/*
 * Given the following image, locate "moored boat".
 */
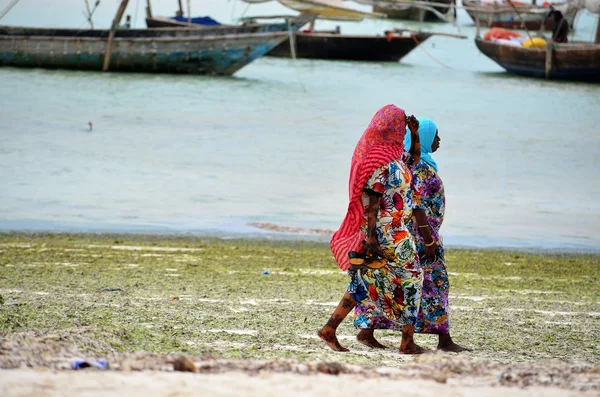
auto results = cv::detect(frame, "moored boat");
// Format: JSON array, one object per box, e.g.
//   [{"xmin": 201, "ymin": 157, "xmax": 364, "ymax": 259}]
[
  {"xmin": 463, "ymin": 0, "xmax": 577, "ymax": 29},
  {"xmin": 474, "ymin": 0, "xmax": 600, "ymax": 82},
  {"xmin": 240, "ymin": 0, "xmax": 464, "ymax": 62},
  {"xmin": 353, "ymin": 0, "xmax": 456, "ymax": 22},
  {"xmin": 475, "ymin": 37, "xmax": 600, "ymax": 81},
  {"xmin": 0, "ymin": 26, "xmax": 289, "ymax": 75},
  {"xmin": 0, "ymin": 0, "xmax": 299, "ymax": 75},
  {"xmin": 144, "ymin": 2, "xmax": 316, "ymax": 34},
  {"xmin": 267, "ymin": 29, "xmax": 433, "ymax": 61}
]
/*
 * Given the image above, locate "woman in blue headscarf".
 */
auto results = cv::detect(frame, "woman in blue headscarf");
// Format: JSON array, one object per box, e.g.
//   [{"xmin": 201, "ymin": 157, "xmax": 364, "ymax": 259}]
[{"xmin": 404, "ymin": 117, "xmax": 469, "ymax": 352}]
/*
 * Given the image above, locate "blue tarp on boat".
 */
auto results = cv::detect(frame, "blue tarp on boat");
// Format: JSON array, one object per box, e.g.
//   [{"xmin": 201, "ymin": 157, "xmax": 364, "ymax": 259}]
[{"xmin": 170, "ymin": 16, "xmax": 221, "ymax": 26}]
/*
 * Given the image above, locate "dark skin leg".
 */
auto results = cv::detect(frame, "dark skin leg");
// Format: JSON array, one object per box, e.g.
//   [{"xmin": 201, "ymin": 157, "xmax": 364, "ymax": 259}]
[
  {"xmin": 356, "ymin": 328, "xmax": 387, "ymax": 349},
  {"xmin": 438, "ymin": 334, "xmax": 471, "ymax": 352},
  {"xmin": 317, "ymin": 292, "xmax": 357, "ymax": 352},
  {"xmin": 400, "ymin": 325, "xmax": 426, "ymax": 354}
]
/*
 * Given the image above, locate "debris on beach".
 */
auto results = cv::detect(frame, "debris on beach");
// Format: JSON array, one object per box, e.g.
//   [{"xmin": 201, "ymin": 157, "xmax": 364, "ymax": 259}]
[
  {"xmin": 168, "ymin": 356, "xmax": 196, "ymax": 373},
  {"xmin": 71, "ymin": 360, "xmax": 108, "ymax": 370},
  {"xmin": 248, "ymin": 223, "xmax": 333, "ymax": 236},
  {"xmin": 0, "ymin": 331, "xmax": 598, "ymax": 392}
]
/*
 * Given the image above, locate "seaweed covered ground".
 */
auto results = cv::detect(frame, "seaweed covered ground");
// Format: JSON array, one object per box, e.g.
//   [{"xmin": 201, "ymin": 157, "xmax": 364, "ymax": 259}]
[{"xmin": 0, "ymin": 233, "xmax": 599, "ymax": 395}]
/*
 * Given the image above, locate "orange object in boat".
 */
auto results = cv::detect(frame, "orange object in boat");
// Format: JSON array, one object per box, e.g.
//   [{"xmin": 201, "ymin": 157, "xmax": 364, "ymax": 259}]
[{"xmin": 484, "ymin": 27, "xmax": 522, "ymax": 40}]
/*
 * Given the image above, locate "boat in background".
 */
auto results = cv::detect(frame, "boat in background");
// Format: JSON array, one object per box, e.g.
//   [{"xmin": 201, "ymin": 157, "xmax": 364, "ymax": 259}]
[
  {"xmin": 475, "ymin": 38, "xmax": 600, "ymax": 81},
  {"xmin": 266, "ymin": 28, "xmax": 434, "ymax": 61},
  {"xmin": 240, "ymin": 0, "xmax": 465, "ymax": 61},
  {"xmin": 0, "ymin": 25, "xmax": 290, "ymax": 75},
  {"xmin": 242, "ymin": 0, "xmax": 386, "ymax": 21},
  {"xmin": 463, "ymin": 0, "xmax": 578, "ymax": 29},
  {"xmin": 474, "ymin": 0, "xmax": 600, "ymax": 81},
  {"xmin": 353, "ymin": 0, "xmax": 456, "ymax": 22},
  {"xmin": 0, "ymin": 0, "xmax": 296, "ymax": 75},
  {"xmin": 144, "ymin": 0, "xmax": 316, "ymax": 33}
]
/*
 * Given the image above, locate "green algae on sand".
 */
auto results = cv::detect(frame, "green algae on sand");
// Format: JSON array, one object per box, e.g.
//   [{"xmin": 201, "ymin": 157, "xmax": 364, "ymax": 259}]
[{"xmin": 0, "ymin": 233, "xmax": 598, "ymax": 368}]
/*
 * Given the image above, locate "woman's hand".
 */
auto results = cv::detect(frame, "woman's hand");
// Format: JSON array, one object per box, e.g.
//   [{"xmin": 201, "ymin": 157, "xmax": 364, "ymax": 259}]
[
  {"xmin": 423, "ymin": 240, "xmax": 439, "ymax": 260},
  {"xmin": 406, "ymin": 115, "xmax": 420, "ymax": 138},
  {"xmin": 364, "ymin": 235, "xmax": 385, "ymax": 259},
  {"xmin": 413, "ymin": 209, "xmax": 438, "ymax": 260},
  {"xmin": 406, "ymin": 115, "xmax": 420, "ymax": 164}
]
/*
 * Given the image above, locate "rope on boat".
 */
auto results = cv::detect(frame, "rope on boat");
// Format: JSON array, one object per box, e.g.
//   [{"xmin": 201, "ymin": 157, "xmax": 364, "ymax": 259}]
[
  {"xmin": 588, "ymin": 9, "xmax": 599, "ymax": 41},
  {"xmin": 412, "ymin": 34, "xmax": 452, "ymax": 69},
  {"xmin": 230, "ymin": 0, "xmax": 238, "ymax": 23},
  {"xmin": 133, "ymin": 0, "xmax": 140, "ymax": 28},
  {"xmin": 0, "ymin": 0, "xmax": 21, "ymax": 22}
]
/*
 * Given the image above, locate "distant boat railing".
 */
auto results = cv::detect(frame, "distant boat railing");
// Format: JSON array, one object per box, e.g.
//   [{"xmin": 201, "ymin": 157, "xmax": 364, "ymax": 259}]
[{"xmin": 362, "ymin": 0, "xmax": 573, "ymax": 14}]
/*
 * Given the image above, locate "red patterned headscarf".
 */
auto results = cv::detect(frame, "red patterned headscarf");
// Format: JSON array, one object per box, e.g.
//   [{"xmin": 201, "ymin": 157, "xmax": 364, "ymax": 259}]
[{"xmin": 330, "ymin": 104, "xmax": 407, "ymax": 270}]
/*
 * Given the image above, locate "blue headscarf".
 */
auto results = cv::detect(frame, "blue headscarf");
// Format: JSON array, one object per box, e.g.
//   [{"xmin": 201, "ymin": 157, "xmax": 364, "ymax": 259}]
[{"xmin": 404, "ymin": 117, "xmax": 438, "ymax": 172}]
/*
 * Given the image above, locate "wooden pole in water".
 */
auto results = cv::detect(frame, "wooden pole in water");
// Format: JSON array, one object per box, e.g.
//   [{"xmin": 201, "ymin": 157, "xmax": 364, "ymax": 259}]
[
  {"xmin": 103, "ymin": 0, "xmax": 129, "ymax": 72},
  {"xmin": 287, "ymin": 18, "xmax": 297, "ymax": 60},
  {"xmin": 545, "ymin": 42, "xmax": 553, "ymax": 80}
]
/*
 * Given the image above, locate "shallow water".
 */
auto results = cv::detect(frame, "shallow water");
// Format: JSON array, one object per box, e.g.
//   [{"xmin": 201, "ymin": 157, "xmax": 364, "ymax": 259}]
[{"xmin": 0, "ymin": 1, "xmax": 599, "ymax": 250}]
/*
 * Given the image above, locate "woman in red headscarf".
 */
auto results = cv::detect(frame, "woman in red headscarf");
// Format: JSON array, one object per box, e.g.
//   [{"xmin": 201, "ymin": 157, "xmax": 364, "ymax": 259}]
[{"xmin": 318, "ymin": 104, "xmax": 425, "ymax": 354}]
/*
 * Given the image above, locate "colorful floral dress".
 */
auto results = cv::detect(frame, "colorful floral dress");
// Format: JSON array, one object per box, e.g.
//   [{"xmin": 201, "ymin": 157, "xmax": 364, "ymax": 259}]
[
  {"xmin": 347, "ymin": 158, "xmax": 422, "ymax": 331},
  {"xmin": 408, "ymin": 160, "xmax": 450, "ymax": 335}
]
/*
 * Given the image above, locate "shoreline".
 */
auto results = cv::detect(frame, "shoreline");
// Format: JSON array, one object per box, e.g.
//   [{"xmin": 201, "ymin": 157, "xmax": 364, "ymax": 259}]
[{"xmin": 0, "ymin": 228, "xmax": 598, "ymax": 255}]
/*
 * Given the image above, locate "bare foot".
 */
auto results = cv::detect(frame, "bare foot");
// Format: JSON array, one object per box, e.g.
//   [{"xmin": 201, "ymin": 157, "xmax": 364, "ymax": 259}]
[
  {"xmin": 400, "ymin": 325, "xmax": 427, "ymax": 355},
  {"xmin": 399, "ymin": 342, "xmax": 427, "ymax": 354},
  {"xmin": 438, "ymin": 335, "xmax": 471, "ymax": 352},
  {"xmin": 318, "ymin": 326, "xmax": 349, "ymax": 352},
  {"xmin": 356, "ymin": 329, "xmax": 387, "ymax": 349},
  {"xmin": 438, "ymin": 341, "xmax": 471, "ymax": 352}
]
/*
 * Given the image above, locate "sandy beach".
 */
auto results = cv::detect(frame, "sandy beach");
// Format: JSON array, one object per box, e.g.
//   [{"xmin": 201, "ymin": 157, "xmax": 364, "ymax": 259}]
[
  {"xmin": 3, "ymin": 369, "xmax": 598, "ymax": 397},
  {"xmin": 1, "ymin": 234, "xmax": 599, "ymax": 395}
]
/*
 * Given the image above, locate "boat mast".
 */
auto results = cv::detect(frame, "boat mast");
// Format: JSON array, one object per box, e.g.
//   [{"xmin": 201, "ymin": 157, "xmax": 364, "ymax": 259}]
[
  {"xmin": 187, "ymin": 0, "xmax": 191, "ymax": 25},
  {"xmin": 505, "ymin": 0, "xmax": 534, "ymax": 43},
  {"xmin": 103, "ymin": 0, "xmax": 130, "ymax": 72},
  {"xmin": 0, "ymin": 0, "xmax": 20, "ymax": 22},
  {"xmin": 596, "ymin": 14, "xmax": 600, "ymax": 44},
  {"xmin": 84, "ymin": 0, "xmax": 94, "ymax": 29},
  {"xmin": 176, "ymin": 0, "xmax": 184, "ymax": 17}
]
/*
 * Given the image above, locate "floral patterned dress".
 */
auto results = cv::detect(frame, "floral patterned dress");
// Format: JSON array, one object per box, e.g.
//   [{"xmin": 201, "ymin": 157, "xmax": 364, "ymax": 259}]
[
  {"xmin": 408, "ymin": 160, "xmax": 450, "ymax": 335},
  {"xmin": 347, "ymin": 158, "xmax": 422, "ymax": 331}
]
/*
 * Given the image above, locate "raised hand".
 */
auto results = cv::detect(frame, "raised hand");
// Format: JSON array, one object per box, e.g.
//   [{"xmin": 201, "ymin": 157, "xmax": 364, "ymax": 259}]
[
  {"xmin": 406, "ymin": 114, "xmax": 421, "ymax": 164},
  {"xmin": 406, "ymin": 115, "xmax": 420, "ymax": 137}
]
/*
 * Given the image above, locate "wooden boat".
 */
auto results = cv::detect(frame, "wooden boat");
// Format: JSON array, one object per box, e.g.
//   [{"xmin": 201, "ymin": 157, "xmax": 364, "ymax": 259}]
[
  {"xmin": 463, "ymin": 0, "xmax": 577, "ymax": 29},
  {"xmin": 0, "ymin": 26, "xmax": 289, "ymax": 75},
  {"xmin": 239, "ymin": 1, "xmax": 465, "ymax": 61},
  {"xmin": 145, "ymin": 9, "xmax": 316, "ymax": 34},
  {"xmin": 474, "ymin": 0, "xmax": 600, "ymax": 81},
  {"xmin": 475, "ymin": 38, "xmax": 600, "ymax": 81},
  {"xmin": 241, "ymin": 0, "xmax": 385, "ymax": 21},
  {"xmin": 365, "ymin": 0, "xmax": 455, "ymax": 22},
  {"xmin": 267, "ymin": 29, "xmax": 433, "ymax": 61}
]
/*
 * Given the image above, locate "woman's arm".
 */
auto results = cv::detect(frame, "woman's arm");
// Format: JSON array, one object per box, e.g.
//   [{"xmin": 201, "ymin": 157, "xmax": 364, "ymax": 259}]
[
  {"xmin": 364, "ymin": 190, "xmax": 384, "ymax": 259},
  {"xmin": 413, "ymin": 209, "xmax": 438, "ymax": 259},
  {"xmin": 406, "ymin": 115, "xmax": 421, "ymax": 166}
]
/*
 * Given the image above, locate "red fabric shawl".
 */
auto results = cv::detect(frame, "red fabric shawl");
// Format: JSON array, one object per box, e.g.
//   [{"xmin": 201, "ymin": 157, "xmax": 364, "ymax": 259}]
[{"xmin": 330, "ymin": 104, "xmax": 408, "ymax": 270}]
